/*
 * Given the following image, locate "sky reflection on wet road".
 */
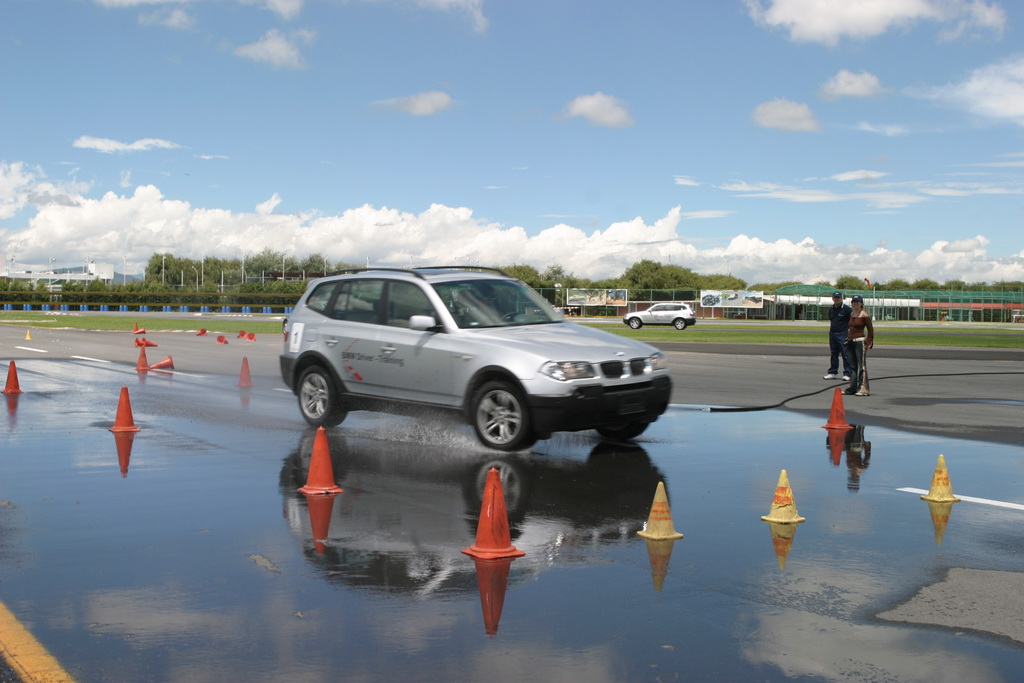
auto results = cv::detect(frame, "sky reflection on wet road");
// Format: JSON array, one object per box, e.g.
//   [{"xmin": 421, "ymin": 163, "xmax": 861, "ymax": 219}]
[{"xmin": 1, "ymin": 359, "xmax": 1022, "ymax": 682}]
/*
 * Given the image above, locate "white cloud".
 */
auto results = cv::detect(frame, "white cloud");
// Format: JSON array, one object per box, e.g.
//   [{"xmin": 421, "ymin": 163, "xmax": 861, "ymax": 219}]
[
  {"xmin": 830, "ymin": 170, "xmax": 889, "ymax": 182},
  {"xmin": 239, "ymin": 0, "xmax": 304, "ymax": 21},
  {"xmin": 745, "ymin": 0, "xmax": 1006, "ymax": 46},
  {"xmin": 2, "ymin": 174, "xmax": 1021, "ymax": 284},
  {"xmin": 752, "ymin": 99, "xmax": 821, "ymax": 131},
  {"xmin": 139, "ymin": 7, "xmax": 195, "ymax": 29},
  {"xmin": 73, "ymin": 136, "xmax": 181, "ymax": 153},
  {"xmin": 234, "ymin": 29, "xmax": 315, "ymax": 69},
  {"xmin": 820, "ymin": 69, "xmax": 886, "ymax": 100},
  {"xmin": 673, "ymin": 176, "xmax": 701, "ymax": 187},
  {"xmin": 923, "ymin": 55, "xmax": 1024, "ymax": 127},
  {"xmin": 413, "ymin": 0, "xmax": 488, "ymax": 32},
  {"xmin": 563, "ymin": 93, "xmax": 635, "ymax": 128},
  {"xmin": 681, "ymin": 210, "xmax": 734, "ymax": 219},
  {"xmin": 372, "ymin": 91, "xmax": 454, "ymax": 116},
  {"xmin": 855, "ymin": 122, "xmax": 910, "ymax": 136}
]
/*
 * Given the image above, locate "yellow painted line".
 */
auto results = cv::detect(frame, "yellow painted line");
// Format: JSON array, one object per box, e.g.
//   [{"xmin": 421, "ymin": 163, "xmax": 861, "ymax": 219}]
[{"xmin": 0, "ymin": 600, "xmax": 76, "ymax": 683}]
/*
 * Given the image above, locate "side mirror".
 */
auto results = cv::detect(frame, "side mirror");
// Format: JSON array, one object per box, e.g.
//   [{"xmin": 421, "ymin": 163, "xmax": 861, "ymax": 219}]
[{"xmin": 409, "ymin": 315, "xmax": 441, "ymax": 332}]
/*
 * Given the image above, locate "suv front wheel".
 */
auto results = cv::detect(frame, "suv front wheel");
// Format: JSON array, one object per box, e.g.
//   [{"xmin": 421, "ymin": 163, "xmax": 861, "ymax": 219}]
[
  {"xmin": 297, "ymin": 365, "xmax": 347, "ymax": 427},
  {"xmin": 627, "ymin": 317, "xmax": 643, "ymax": 329},
  {"xmin": 471, "ymin": 380, "xmax": 536, "ymax": 451}
]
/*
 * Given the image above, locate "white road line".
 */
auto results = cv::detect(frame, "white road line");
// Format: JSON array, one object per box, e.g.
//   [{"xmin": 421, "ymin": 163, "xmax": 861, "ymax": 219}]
[
  {"xmin": 14, "ymin": 346, "xmax": 47, "ymax": 353},
  {"xmin": 71, "ymin": 356, "xmax": 111, "ymax": 363},
  {"xmin": 898, "ymin": 487, "xmax": 1024, "ymax": 511},
  {"xmin": 273, "ymin": 388, "xmax": 292, "ymax": 393}
]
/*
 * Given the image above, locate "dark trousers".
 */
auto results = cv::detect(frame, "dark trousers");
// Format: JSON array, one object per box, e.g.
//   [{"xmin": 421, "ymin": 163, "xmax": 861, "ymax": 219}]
[
  {"xmin": 847, "ymin": 339, "xmax": 869, "ymax": 394},
  {"xmin": 828, "ymin": 332, "xmax": 851, "ymax": 375}
]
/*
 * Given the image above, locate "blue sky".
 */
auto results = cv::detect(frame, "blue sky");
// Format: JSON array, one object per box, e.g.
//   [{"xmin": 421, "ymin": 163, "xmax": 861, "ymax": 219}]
[{"xmin": 2, "ymin": 0, "xmax": 1022, "ymax": 284}]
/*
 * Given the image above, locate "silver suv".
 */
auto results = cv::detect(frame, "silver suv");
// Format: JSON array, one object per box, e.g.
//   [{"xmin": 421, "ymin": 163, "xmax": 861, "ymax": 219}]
[
  {"xmin": 280, "ymin": 267, "xmax": 672, "ymax": 450},
  {"xmin": 623, "ymin": 302, "xmax": 696, "ymax": 330}
]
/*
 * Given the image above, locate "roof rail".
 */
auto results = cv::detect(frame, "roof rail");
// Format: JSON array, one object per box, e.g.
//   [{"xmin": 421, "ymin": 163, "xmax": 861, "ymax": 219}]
[{"xmin": 325, "ymin": 265, "xmax": 513, "ymax": 280}]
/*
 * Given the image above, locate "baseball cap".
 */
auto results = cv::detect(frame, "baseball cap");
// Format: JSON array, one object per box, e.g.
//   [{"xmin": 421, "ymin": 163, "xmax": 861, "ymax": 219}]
[
  {"xmin": 851, "ymin": 295, "xmax": 864, "ymax": 303},
  {"xmin": 832, "ymin": 291, "xmax": 842, "ymax": 298}
]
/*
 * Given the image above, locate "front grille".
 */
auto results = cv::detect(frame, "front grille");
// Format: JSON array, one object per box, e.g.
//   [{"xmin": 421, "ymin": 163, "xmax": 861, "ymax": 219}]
[{"xmin": 599, "ymin": 358, "xmax": 647, "ymax": 379}]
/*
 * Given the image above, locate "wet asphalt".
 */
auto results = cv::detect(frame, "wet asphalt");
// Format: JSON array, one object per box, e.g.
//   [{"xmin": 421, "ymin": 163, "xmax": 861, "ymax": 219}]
[{"xmin": 0, "ymin": 318, "xmax": 1022, "ymax": 682}]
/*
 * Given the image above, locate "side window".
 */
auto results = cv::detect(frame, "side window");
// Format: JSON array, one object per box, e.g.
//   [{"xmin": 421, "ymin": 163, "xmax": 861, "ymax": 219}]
[
  {"xmin": 328, "ymin": 279, "xmax": 385, "ymax": 324},
  {"xmin": 385, "ymin": 282, "xmax": 436, "ymax": 328},
  {"xmin": 305, "ymin": 281, "xmax": 339, "ymax": 315}
]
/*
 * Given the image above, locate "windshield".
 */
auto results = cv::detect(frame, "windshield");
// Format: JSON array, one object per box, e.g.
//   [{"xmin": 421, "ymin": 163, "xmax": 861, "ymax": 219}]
[{"xmin": 432, "ymin": 279, "xmax": 562, "ymax": 329}]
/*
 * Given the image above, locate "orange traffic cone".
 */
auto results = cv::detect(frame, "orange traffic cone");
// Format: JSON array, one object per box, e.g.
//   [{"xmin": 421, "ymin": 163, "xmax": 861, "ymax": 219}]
[
  {"xmin": 237, "ymin": 357, "xmax": 254, "ymax": 387},
  {"xmin": 247, "ymin": 332, "xmax": 256, "ymax": 341},
  {"xmin": 135, "ymin": 347, "xmax": 149, "ymax": 373},
  {"xmin": 637, "ymin": 481, "xmax": 684, "ymax": 540},
  {"xmin": 216, "ymin": 335, "xmax": 228, "ymax": 345},
  {"xmin": 113, "ymin": 431, "xmax": 136, "ymax": 478},
  {"xmin": 149, "ymin": 355, "xmax": 174, "ymax": 371},
  {"xmin": 473, "ymin": 557, "xmax": 514, "ymax": 636},
  {"xmin": 920, "ymin": 454, "xmax": 960, "ymax": 503},
  {"xmin": 298, "ymin": 427, "xmax": 343, "ymax": 495},
  {"xmin": 463, "ymin": 467, "xmax": 525, "ymax": 560},
  {"xmin": 761, "ymin": 469, "xmax": 806, "ymax": 524},
  {"xmin": 237, "ymin": 330, "xmax": 246, "ymax": 338},
  {"xmin": 142, "ymin": 338, "xmax": 157, "ymax": 347},
  {"xmin": 110, "ymin": 386, "xmax": 141, "ymax": 433},
  {"xmin": 133, "ymin": 322, "xmax": 146, "ymax": 335},
  {"xmin": 2, "ymin": 361, "xmax": 23, "ymax": 395},
  {"xmin": 196, "ymin": 328, "xmax": 207, "ymax": 336},
  {"xmin": 822, "ymin": 387, "xmax": 853, "ymax": 431}
]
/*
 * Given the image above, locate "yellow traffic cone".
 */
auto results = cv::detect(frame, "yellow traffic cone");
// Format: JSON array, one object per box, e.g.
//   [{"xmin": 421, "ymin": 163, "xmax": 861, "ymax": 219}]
[
  {"xmin": 24, "ymin": 329, "xmax": 31, "ymax": 341},
  {"xmin": 761, "ymin": 469, "xmax": 806, "ymax": 524},
  {"xmin": 920, "ymin": 454, "xmax": 960, "ymax": 503},
  {"xmin": 637, "ymin": 481, "xmax": 684, "ymax": 540}
]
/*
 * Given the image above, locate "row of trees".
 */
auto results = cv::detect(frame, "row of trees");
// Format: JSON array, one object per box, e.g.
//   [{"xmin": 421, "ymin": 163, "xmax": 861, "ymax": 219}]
[{"xmin": 4, "ymin": 250, "xmax": 1023, "ymax": 294}]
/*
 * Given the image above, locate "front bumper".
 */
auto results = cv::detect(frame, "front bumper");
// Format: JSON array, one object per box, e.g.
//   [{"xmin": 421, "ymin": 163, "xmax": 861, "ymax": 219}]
[{"xmin": 527, "ymin": 375, "xmax": 672, "ymax": 439}]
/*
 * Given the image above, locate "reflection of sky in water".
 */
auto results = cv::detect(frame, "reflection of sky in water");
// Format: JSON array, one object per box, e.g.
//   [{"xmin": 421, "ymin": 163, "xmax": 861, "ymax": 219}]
[{"xmin": 1, "ymin": 364, "xmax": 1023, "ymax": 682}]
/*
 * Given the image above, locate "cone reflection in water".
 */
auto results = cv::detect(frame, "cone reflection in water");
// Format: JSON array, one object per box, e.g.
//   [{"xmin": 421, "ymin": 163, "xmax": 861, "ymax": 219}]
[
  {"xmin": 298, "ymin": 427, "xmax": 343, "ymax": 495},
  {"xmin": 110, "ymin": 385, "xmax": 141, "ymax": 433},
  {"xmin": 637, "ymin": 481, "xmax": 683, "ymax": 540},
  {"xmin": 827, "ymin": 429, "xmax": 845, "ymax": 467},
  {"xmin": 767, "ymin": 522, "xmax": 798, "ymax": 569},
  {"xmin": 920, "ymin": 454, "xmax": 960, "ymax": 503},
  {"xmin": 305, "ymin": 492, "xmax": 338, "ymax": 556},
  {"xmin": 760, "ymin": 469, "xmax": 806, "ymax": 524},
  {"xmin": 822, "ymin": 387, "xmax": 853, "ymax": 431},
  {"xmin": 926, "ymin": 500, "xmax": 955, "ymax": 546},
  {"xmin": 473, "ymin": 557, "xmax": 514, "ymax": 636},
  {"xmin": 462, "ymin": 467, "xmax": 525, "ymax": 560},
  {"xmin": 644, "ymin": 539, "xmax": 678, "ymax": 592},
  {"xmin": 113, "ymin": 431, "xmax": 136, "ymax": 478},
  {"xmin": 2, "ymin": 361, "xmax": 23, "ymax": 395}
]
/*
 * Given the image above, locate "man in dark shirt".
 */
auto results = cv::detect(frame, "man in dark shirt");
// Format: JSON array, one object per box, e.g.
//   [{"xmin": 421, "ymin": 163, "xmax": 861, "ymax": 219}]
[{"xmin": 824, "ymin": 291, "xmax": 852, "ymax": 380}]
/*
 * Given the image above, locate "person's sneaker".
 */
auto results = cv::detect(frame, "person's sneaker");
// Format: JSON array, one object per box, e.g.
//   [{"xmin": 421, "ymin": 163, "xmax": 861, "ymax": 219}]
[
  {"xmin": 823, "ymin": 373, "xmax": 838, "ymax": 380},
  {"xmin": 844, "ymin": 389, "xmax": 857, "ymax": 395},
  {"xmin": 855, "ymin": 390, "xmax": 869, "ymax": 396},
  {"xmin": 842, "ymin": 375, "xmax": 851, "ymax": 381}
]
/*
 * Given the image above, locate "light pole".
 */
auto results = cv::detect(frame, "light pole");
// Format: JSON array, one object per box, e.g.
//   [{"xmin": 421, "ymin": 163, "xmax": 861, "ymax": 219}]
[
  {"xmin": 162, "ymin": 254, "xmax": 166, "ymax": 286},
  {"xmin": 49, "ymin": 257, "xmax": 54, "ymax": 289},
  {"xmin": 191, "ymin": 266, "xmax": 199, "ymax": 292},
  {"xmin": 123, "ymin": 256, "xmax": 127, "ymax": 286}
]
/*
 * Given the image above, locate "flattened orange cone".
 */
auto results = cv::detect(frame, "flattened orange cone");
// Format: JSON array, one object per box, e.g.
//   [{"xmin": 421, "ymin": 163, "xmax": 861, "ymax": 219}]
[
  {"xmin": 2, "ymin": 361, "xmax": 23, "ymax": 395},
  {"xmin": 237, "ymin": 357, "xmax": 254, "ymax": 387},
  {"xmin": 637, "ymin": 481, "xmax": 684, "ymax": 540},
  {"xmin": 247, "ymin": 332, "xmax": 256, "ymax": 341},
  {"xmin": 473, "ymin": 557, "xmax": 513, "ymax": 636},
  {"xmin": 196, "ymin": 328, "xmax": 207, "ymax": 336},
  {"xmin": 110, "ymin": 386, "xmax": 141, "ymax": 433},
  {"xmin": 298, "ymin": 427, "xmax": 343, "ymax": 495},
  {"xmin": 920, "ymin": 454, "xmax": 960, "ymax": 503},
  {"xmin": 217, "ymin": 335, "xmax": 228, "ymax": 345},
  {"xmin": 133, "ymin": 322, "xmax": 146, "ymax": 335},
  {"xmin": 822, "ymin": 387, "xmax": 853, "ymax": 431},
  {"xmin": 462, "ymin": 467, "xmax": 525, "ymax": 560},
  {"xmin": 761, "ymin": 469, "xmax": 806, "ymax": 524},
  {"xmin": 237, "ymin": 330, "xmax": 247, "ymax": 338},
  {"xmin": 149, "ymin": 355, "xmax": 174, "ymax": 370},
  {"xmin": 141, "ymin": 338, "xmax": 158, "ymax": 347},
  {"xmin": 135, "ymin": 347, "xmax": 149, "ymax": 373},
  {"xmin": 113, "ymin": 431, "xmax": 136, "ymax": 478}
]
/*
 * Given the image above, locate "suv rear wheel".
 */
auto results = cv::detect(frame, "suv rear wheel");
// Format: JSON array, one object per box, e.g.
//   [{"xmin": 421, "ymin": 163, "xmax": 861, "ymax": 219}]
[
  {"xmin": 673, "ymin": 318, "xmax": 688, "ymax": 330},
  {"xmin": 297, "ymin": 365, "xmax": 347, "ymax": 427},
  {"xmin": 471, "ymin": 380, "xmax": 536, "ymax": 451}
]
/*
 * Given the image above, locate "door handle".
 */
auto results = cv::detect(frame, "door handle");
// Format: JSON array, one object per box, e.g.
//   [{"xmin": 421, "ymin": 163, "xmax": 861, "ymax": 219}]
[
  {"xmin": 380, "ymin": 345, "xmax": 397, "ymax": 355},
  {"xmin": 324, "ymin": 338, "xmax": 338, "ymax": 347}
]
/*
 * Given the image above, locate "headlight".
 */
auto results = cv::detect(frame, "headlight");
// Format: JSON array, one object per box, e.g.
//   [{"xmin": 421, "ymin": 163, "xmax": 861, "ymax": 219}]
[
  {"xmin": 645, "ymin": 352, "xmax": 668, "ymax": 373},
  {"xmin": 541, "ymin": 361, "xmax": 595, "ymax": 381}
]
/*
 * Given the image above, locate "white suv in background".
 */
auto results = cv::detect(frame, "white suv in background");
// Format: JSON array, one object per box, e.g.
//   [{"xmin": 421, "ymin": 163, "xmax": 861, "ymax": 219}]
[
  {"xmin": 280, "ymin": 267, "xmax": 672, "ymax": 450},
  {"xmin": 623, "ymin": 302, "xmax": 696, "ymax": 330}
]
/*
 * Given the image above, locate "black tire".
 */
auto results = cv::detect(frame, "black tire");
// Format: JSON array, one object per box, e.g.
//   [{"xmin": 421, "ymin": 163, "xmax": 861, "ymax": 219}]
[
  {"xmin": 627, "ymin": 317, "xmax": 643, "ymax": 329},
  {"xmin": 471, "ymin": 380, "xmax": 535, "ymax": 451},
  {"xmin": 297, "ymin": 365, "xmax": 346, "ymax": 427},
  {"xmin": 596, "ymin": 421, "xmax": 649, "ymax": 441},
  {"xmin": 673, "ymin": 318, "xmax": 688, "ymax": 330}
]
